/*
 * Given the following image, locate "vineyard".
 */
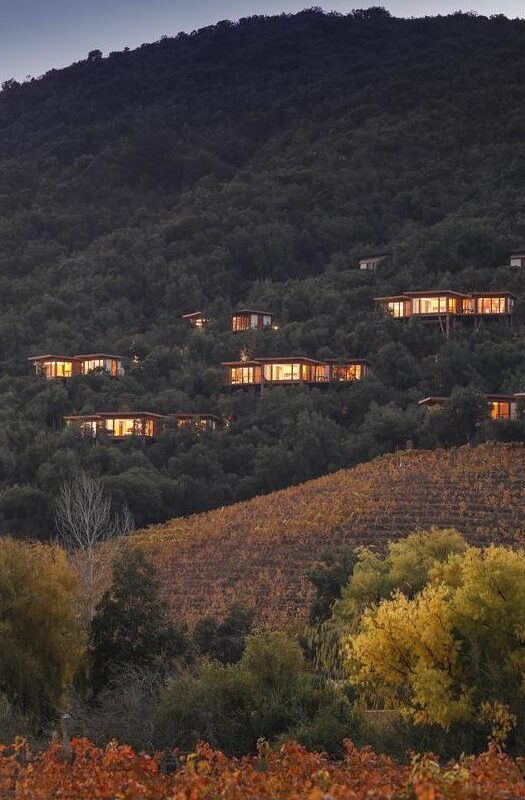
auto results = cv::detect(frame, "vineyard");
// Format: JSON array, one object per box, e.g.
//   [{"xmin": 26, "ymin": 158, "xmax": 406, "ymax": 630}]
[
  {"xmin": 1, "ymin": 738, "xmax": 525, "ymax": 799},
  {"xmin": 135, "ymin": 443, "xmax": 525, "ymax": 627}
]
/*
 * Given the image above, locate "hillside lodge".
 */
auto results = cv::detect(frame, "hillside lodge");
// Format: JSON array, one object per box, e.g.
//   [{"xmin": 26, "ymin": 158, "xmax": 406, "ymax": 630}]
[
  {"xmin": 30, "ymin": 353, "xmax": 125, "ymax": 379},
  {"xmin": 510, "ymin": 248, "xmax": 525, "ymax": 268},
  {"xmin": 231, "ymin": 309, "xmax": 277, "ymax": 332},
  {"xmin": 223, "ymin": 357, "xmax": 371, "ymax": 387},
  {"xmin": 64, "ymin": 412, "xmax": 221, "ymax": 439},
  {"xmin": 183, "ymin": 311, "xmax": 208, "ymax": 329},
  {"xmin": 375, "ymin": 291, "xmax": 515, "ymax": 336},
  {"xmin": 419, "ymin": 394, "xmax": 519, "ymax": 420},
  {"xmin": 359, "ymin": 250, "xmax": 390, "ymax": 271}
]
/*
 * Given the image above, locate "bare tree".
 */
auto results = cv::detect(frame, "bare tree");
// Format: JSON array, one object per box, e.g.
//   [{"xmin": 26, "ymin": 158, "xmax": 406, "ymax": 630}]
[{"xmin": 55, "ymin": 472, "xmax": 134, "ymax": 622}]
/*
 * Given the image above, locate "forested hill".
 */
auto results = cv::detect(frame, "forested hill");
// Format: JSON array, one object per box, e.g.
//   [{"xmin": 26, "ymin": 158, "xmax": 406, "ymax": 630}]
[{"xmin": 1, "ymin": 9, "xmax": 525, "ymax": 539}]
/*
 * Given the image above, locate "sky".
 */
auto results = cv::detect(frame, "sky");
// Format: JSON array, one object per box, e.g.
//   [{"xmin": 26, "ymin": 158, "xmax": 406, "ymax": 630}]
[{"xmin": 0, "ymin": 0, "xmax": 524, "ymax": 84}]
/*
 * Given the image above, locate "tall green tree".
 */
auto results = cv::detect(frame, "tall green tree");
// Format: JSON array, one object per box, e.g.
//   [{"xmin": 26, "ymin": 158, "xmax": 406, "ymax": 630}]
[{"xmin": 90, "ymin": 546, "xmax": 189, "ymax": 691}]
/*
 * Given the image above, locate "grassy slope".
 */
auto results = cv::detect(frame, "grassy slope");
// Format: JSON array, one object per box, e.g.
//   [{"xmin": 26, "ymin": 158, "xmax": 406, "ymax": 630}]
[{"xmin": 135, "ymin": 443, "xmax": 525, "ymax": 627}]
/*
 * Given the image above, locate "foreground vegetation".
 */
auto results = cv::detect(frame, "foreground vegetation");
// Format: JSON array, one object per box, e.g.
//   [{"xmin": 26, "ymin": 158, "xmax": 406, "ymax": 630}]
[
  {"xmin": 1, "ymin": 9, "xmax": 525, "ymax": 538},
  {"xmin": 3, "ymin": 738, "xmax": 525, "ymax": 800},
  {"xmin": 6, "ymin": 521, "xmax": 525, "ymax": 762}
]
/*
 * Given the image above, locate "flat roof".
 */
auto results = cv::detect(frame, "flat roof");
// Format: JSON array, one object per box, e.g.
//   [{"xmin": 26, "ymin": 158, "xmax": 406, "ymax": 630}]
[
  {"xmin": 73, "ymin": 353, "xmax": 125, "ymax": 359},
  {"xmin": 402, "ymin": 290, "xmax": 470, "ymax": 298},
  {"xmin": 469, "ymin": 291, "xmax": 516, "ymax": 298},
  {"xmin": 29, "ymin": 354, "xmax": 72, "ymax": 361},
  {"xmin": 182, "ymin": 311, "xmax": 205, "ymax": 318},
  {"xmin": 419, "ymin": 394, "xmax": 517, "ymax": 405},
  {"xmin": 223, "ymin": 357, "xmax": 324, "ymax": 366},
  {"xmin": 171, "ymin": 412, "xmax": 222, "ymax": 422},
  {"xmin": 65, "ymin": 411, "xmax": 168, "ymax": 420},
  {"xmin": 232, "ymin": 309, "xmax": 275, "ymax": 316},
  {"xmin": 374, "ymin": 295, "xmax": 408, "ymax": 302},
  {"xmin": 418, "ymin": 396, "xmax": 446, "ymax": 405},
  {"xmin": 222, "ymin": 360, "xmax": 263, "ymax": 367},
  {"xmin": 324, "ymin": 358, "xmax": 371, "ymax": 365},
  {"xmin": 29, "ymin": 353, "xmax": 124, "ymax": 361}
]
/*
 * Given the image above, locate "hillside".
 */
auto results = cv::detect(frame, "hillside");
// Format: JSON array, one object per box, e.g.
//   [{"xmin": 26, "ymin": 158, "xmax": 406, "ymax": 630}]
[
  {"xmin": 1, "ymin": 10, "xmax": 525, "ymax": 538},
  {"xmin": 135, "ymin": 443, "xmax": 525, "ymax": 627}
]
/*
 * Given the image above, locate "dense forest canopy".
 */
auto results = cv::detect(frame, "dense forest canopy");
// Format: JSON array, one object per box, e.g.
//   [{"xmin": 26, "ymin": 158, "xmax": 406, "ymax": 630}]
[{"xmin": 1, "ymin": 7, "xmax": 525, "ymax": 538}]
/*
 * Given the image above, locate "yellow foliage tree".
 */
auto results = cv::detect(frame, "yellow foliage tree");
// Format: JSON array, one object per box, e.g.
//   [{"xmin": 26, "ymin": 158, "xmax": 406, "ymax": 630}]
[
  {"xmin": 311, "ymin": 528, "xmax": 466, "ymax": 675},
  {"xmin": 0, "ymin": 538, "xmax": 83, "ymax": 721},
  {"xmin": 344, "ymin": 541, "xmax": 525, "ymax": 742}
]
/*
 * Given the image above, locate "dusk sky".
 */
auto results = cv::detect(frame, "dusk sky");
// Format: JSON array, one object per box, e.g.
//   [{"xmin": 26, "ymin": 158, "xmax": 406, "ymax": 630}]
[{"xmin": 0, "ymin": 0, "xmax": 524, "ymax": 84}]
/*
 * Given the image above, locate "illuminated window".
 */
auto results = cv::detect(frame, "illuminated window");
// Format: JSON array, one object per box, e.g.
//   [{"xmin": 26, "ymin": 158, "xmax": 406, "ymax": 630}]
[
  {"xmin": 411, "ymin": 296, "xmax": 448, "ymax": 314},
  {"xmin": 106, "ymin": 418, "xmax": 141, "ymax": 437},
  {"xmin": 250, "ymin": 314, "xmax": 259, "ymax": 328},
  {"xmin": 490, "ymin": 402, "xmax": 511, "ymax": 420},
  {"xmin": 144, "ymin": 419, "xmax": 154, "ymax": 437},
  {"xmin": 262, "ymin": 315, "xmax": 272, "ymax": 327},
  {"xmin": 477, "ymin": 297, "xmax": 506, "ymax": 314},
  {"xmin": 264, "ymin": 363, "xmax": 301, "ymax": 381},
  {"xmin": 230, "ymin": 366, "xmax": 260, "ymax": 384},
  {"xmin": 332, "ymin": 364, "xmax": 362, "ymax": 381},
  {"xmin": 387, "ymin": 301, "xmax": 406, "ymax": 318},
  {"xmin": 43, "ymin": 360, "xmax": 73, "ymax": 378},
  {"xmin": 232, "ymin": 315, "xmax": 249, "ymax": 331}
]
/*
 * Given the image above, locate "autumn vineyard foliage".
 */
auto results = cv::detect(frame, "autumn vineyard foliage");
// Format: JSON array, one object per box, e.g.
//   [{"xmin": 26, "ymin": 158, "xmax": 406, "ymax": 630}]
[
  {"xmin": 2, "ymin": 737, "xmax": 525, "ymax": 799},
  {"xmin": 134, "ymin": 443, "xmax": 525, "ymax": 627}
]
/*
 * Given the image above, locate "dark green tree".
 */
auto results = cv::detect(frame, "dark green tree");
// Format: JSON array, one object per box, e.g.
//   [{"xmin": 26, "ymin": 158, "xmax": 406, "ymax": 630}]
[
  {"xmin": 90, "ymin": 546, "xmax": 189, "ymax": 692},
  {"xmin": 193, "ymin": 602, "xmax": 255, "ymax": 664},
  {"xmin": 307, "ymin": 549, "xmax": 357, "ymax": 626}
]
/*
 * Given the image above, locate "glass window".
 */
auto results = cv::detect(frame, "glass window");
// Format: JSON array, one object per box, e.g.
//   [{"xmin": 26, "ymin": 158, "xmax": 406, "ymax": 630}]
[
  {"xmin": 45, "ymin": 360, "xmax": 73, "ymax": 378},
  {"xmin": 262, "ymin": 315, "xmax": 272, "ymax": 327},
  {"xmin": 232, "ymin": 315, "xmax": 249, "ymax": 331},
  {"xmin": 387, "ymin": 301, "xmax": 406, "ymax": 318},
  {"xmin": 478, "ymin": 297, "xmax": 505, "ymax": 314},
  {"xmin": 106, "ymin": 418, "xmax": 141, "ymax": 437},
  {"xmin": 412, "ymin": 296, "xmax": 447, "ymax": 314},
  {"xmin": 332, "ymin": 364, "xmax": 362, "ymax": 381},
  {"xmin": 490, "ymin": 402, "xmax": 511, "ymax": 420},
  {"xmin": 231, "ymin": 366, "xmax": 259, "ymax": 384},
  {"xmin": 144, "ymin": 419, "xmax": 154, "ymax": 437},
  {"xmin": 81, "ymin": 359, "xmax": 107, "ymax": 374},
  {"xmin": 250, "ymin": 314, "xmax": 259, "ymax": 328},
  {"xmin": 264, "ymin": 363, "xmax": 300, "ymax": 381}
]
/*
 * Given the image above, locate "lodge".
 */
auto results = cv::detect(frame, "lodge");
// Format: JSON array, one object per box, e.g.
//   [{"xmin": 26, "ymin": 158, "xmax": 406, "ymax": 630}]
[
  {"xmin": 230, "ymin": 309, "xmax": 277, "ymax": 332},
  {"xmin": 183, "ymin": 311, "xmax": 208, "ymax": 329},
  {"xmin": 419, "ymin": 394, "xmax": 518, "ymax": 420},
  {"xmin": 510, "ymin": 248, "xmax": 525, "ymax": 268},
  {"xmin": 174, "ymin": 413, "xmax": 222, "ymax": 431},
  {"xmin": 222, "ymin": 357, "xmax": 371, "ymax": 387},
  {"xmin": 375, "ymin": 290, "xmax": 515, "ymax": 336},
  {"xmin": 30, "ymin": 353, "xmax": 125, "ymax": 379},
  {"xmin": 359, "ymin": 250, "xmax": 390, "ymax": 271},
  {"xmin": 64, "ymin": 411, "xmax": 221, "ymax": 438}
]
